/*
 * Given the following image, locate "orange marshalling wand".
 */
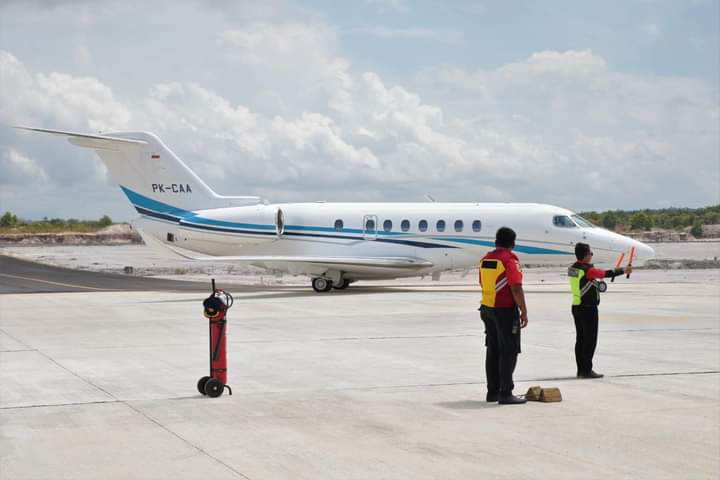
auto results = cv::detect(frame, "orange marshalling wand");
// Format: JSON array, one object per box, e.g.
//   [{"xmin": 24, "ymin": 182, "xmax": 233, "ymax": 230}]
[
  {"xmin": 626, "ymin": 246, "xmax": 636, "ymax": 279},
  {"xmin": 611, "ymin": 252, "xmax": 625, "ymax": 282}
]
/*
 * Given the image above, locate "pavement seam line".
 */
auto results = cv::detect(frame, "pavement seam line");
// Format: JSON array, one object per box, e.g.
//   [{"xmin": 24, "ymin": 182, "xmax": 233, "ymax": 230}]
[
  {"xmin": 0, "ymin": 400, "xmax": 121, "ymax": 410},
  {"xmin": 10, "ymin": 340, "xmax": 254, "ymax": 480},
  {"xmin": 123, "ymin": 402, "xmax": 254, "ymax": 480},
  {"xmin": 0, "ymin": 327, "xmax": 34, "ymax": 350}
]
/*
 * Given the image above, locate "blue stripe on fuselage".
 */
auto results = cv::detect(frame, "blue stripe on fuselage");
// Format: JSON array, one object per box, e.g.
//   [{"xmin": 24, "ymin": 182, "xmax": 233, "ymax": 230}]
[
  {"xmin": 122, "ymin": 186, "xmax": 570, "ymax": 254},
  {"xmin": 436, "ymin": 237, "xmax": 572, "ymax": 255}
]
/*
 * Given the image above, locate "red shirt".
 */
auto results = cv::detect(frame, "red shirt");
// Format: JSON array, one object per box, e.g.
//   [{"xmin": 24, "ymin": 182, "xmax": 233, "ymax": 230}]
[
  {"xmin": 577, "ymin": 260, "xmax": 606, "ymax": 280},
  {"xmin": 479, "ymin": 248, "xmax": 523, "ymax": 308}
]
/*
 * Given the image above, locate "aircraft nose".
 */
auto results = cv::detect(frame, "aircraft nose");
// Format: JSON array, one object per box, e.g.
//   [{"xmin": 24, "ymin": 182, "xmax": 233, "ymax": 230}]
[{"xmin": 633, "ymin": 240, "xmax": 655, "ymax": 266}]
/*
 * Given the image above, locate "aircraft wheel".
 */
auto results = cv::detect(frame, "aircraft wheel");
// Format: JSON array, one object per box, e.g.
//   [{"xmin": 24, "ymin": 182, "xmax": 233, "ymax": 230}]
[
  {"xmin": 333, "ymin": 279, "xmax": 351, "ymax": 290},
  {"xmin": 204, "ymin": 378, "xmax": 225, "ymax": 398},
  {"xmin": 197, "ymin": 376, "xmax": 211, "ymax": 395},
  {"xmin": 312, "ymin": 277, "xmax": 332, "ymax": 292}
]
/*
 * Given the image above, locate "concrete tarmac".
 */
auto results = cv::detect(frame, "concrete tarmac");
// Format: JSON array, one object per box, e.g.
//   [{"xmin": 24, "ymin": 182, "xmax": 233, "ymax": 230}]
[{"xmin": 0, "ymin": 265, "xmax": 718, "ymax": 479}]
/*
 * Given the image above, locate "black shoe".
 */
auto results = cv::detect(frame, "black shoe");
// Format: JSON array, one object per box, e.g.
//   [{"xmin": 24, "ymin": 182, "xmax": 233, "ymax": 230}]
[
  {"xmin": 486, "ymin": 392, "xmax": 499, "ymax": 402},
  {"xmin": 578, "ymin": 370, "xmax": 604, "ymax": 379},
  {"xmin": 498, "ymin": 393, "xmax": 527, "ymax": 405}
]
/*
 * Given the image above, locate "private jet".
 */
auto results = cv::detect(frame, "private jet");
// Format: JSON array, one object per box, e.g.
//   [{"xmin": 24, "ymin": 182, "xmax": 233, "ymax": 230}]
[{"xmin": 15, "ymin": 127, "xmax": 655, "ymax": 292}]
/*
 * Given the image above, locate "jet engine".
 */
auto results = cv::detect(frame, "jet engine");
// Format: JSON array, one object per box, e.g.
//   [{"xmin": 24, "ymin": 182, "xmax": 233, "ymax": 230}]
[{"xmin": 144, "ymin": 204, "xmax": 288, "ymax": 254}]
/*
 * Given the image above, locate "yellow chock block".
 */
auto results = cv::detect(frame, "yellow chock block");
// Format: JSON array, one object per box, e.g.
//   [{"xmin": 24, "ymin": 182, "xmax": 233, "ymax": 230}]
[
  {"xmin": 539, "ymin": 387, "xmax": 562, "ymax": 402},
  {"xmin": 525, "ymin": 386, "xmax": 542, "ymax": 401}
]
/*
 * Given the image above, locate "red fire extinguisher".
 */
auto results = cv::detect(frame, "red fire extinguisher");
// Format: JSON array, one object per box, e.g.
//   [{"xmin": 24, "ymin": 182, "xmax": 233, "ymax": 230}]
[{"xmin": 197, "ymin": 279, "xmax": 233, "ymax": 397}]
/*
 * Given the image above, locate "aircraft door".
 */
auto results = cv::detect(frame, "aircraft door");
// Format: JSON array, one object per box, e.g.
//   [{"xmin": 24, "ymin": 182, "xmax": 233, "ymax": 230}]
[{"xmin": 363, "ymin": 215, "xmax": 378, "ymax": 240}]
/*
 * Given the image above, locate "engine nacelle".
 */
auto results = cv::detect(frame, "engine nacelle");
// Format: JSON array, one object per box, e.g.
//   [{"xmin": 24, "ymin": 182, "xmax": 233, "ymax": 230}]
[
  {"xmin": 156, "ymin": 204, "xmax": 283, "ymax": 254},
  {"xmin": 188, "ymin": 204, "xmax": 283, "ymax": 237}
]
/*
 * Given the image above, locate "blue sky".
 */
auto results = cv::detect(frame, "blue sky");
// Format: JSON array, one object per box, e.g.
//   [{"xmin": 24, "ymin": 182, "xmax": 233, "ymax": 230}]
[
  {"xmin": 327, "ymin": 0, "xmax": 718, "ymax": 79},
  {"xmin": 0, "ymin": 0, "xmax": 718, "ymax": 221}
]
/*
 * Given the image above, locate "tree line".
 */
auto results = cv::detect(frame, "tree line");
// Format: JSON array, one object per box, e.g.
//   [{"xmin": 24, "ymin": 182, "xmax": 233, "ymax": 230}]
[
  {"xmin": 2, "ymin": 205, "xmax": 719, "ymax": 236},
  {"xmin": 0, "ymin": 212, "xmax": 114, "ymax": 233},
  {"xmin": 579, "ymin": 205, "xmax": 720, "ymax": 237}
]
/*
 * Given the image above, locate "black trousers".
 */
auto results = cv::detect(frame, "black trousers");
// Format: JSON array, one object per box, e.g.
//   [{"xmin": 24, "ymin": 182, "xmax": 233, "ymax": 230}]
[
  {"xmin": 480, "ymin": 306, "xmax": 521, "ymax": 394},
  {"xmin": 572, "ymin": 305, "xmax": 599, "ymax": 374}
]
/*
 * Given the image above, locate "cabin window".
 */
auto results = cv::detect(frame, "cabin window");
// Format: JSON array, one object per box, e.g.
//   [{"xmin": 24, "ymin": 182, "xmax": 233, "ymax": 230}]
[
  {"xmin": 436, "ymin": 220, "xmax": 446, "ymax": 232},
  {"xmin": 419, "ymin": 220, "xmax": 428, "ymax": 232},
  {"xmin": 472, "ymin": 220, "xmax": 481, "ymax": 232},
  {"xmin": 166, "ymin": 233, "xmax": 175, "ymax": 242},
  {"xmin": 383, "ymin": 219, "xmax": 393, "ymax": 232},
  {"xmin": 334, "ymin": 219, "xmax": 343, "ymax": 231},
  {"xmin": 365, "ymin": 218, "xmax": 376, "ymax": 231},
  {"xmin": 401, "ymin": 219, "xmax": 410, "ymax": 232},
  {"xmin": 553, "ymin": 215, "xmax": 577, "ymax": 228},
  {"xmin": 454, "ymin": 220, "xmax": 463, "ymax": 232}
]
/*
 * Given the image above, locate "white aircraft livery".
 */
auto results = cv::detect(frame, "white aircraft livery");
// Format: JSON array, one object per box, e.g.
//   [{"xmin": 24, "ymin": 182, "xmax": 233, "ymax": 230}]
[{"xmin": 16, "ymin": 127, "xmax": 655, "ymax": 292}]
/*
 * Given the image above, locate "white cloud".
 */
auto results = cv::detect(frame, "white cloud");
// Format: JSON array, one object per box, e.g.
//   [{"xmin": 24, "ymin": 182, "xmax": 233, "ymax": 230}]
[
  {"xmin": 218, "ymin": 22, "xmax": 353, "ymax": 100},
  {"xmin": 0, "ymin": 50, "xmax": 130, "ymax": 131},
  {"xmin": 35, "ymin": 73, "xmax": 130, "ymax": 131},
  {"xmin": 0, "ymin": 49, "xmax": 128, "ymax": 206},
  {"xmin": 0, "ymin": 147, "xmax": 49, "ymax": 185},
  {"xmin": 428, "ymin": 49, "xmax": 718, "ymax": 135},
  {"xmin": 423, "ymin": 49, "xmax": 719, "ymax": 207},
  {"xmin": 139, "ymin": 81, "xmax": 380, "ymax": 189},
  {"xmin": 1, "ymin": 35, "xmax": 717, "ymax": 217}
]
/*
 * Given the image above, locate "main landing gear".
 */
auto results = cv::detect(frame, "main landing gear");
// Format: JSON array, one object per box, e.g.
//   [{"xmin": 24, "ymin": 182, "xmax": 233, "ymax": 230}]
[
  {"xmin": 311, "ymin": 277, "xmax": 333, "ymax": 292},
  {"xmin": 311, "ymin": 277, "xmax": 352, "ymax": 292},
  {"xmin": 333, "ymin": 279, "xmax": 351, "ymax": 290}
]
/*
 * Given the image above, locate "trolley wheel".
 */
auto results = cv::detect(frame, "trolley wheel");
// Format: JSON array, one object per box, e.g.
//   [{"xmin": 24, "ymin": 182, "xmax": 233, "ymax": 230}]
[
  {"xmin": 197, "ymin": 376, "xmax": 211, "ymax": 395},
  {"xmin": 204, "ymin": 378, "xmax": 225, "ymax": 398},
  {"xmin": 311, "ymin": 277, "xmax": 332, "ymax": 292}
]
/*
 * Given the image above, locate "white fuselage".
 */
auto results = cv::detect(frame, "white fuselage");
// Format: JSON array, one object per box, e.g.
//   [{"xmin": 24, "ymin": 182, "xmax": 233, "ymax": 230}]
[{"xmin": 134, "ymin": 199, "xmax": 655, "ymax": 280}]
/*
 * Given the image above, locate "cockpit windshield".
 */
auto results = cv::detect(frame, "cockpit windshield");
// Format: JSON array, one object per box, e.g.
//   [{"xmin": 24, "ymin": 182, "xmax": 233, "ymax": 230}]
[
  {"xmin": 571, "ymin": 215, "xmax": 596, "ymax": 228},
  {"xmin": 552, "ymin": 215, "xmax": 577, "ymax": 228}
]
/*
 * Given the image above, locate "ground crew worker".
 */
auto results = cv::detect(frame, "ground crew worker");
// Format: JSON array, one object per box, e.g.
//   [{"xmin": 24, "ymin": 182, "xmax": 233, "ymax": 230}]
[
  {"xmin": 479, "ymin": 227, "xmax": 529, "ymax": 404},
  {"xmin": 568, "ymin": 242, "xmax": 632, "ymax": 378}
]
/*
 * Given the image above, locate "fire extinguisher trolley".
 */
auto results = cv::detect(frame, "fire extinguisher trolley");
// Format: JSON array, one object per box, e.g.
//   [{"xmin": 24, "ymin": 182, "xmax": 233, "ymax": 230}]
[{"xmin": 197, "ymin": 279, "xmax": 233, "ymax": 398}]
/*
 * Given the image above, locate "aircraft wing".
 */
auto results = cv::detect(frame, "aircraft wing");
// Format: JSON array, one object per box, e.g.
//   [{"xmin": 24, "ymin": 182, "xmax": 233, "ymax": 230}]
[{"xmin": 160, "ymin": 242, "xmax": 433, "ymax": 269}]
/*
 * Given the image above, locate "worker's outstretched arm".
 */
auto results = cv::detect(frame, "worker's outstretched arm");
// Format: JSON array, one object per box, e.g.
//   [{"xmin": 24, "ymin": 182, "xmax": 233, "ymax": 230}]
[
  {"xmin": 510, "ymin": 284, "xmax": 528, "ymax": 328},
  {"xmin": 588, "ymin": 266, "xmax": 632, "ymax": 280},
  {"xmin": 603, "ymin": 266, "xmax": 632, "ymax": 279}
]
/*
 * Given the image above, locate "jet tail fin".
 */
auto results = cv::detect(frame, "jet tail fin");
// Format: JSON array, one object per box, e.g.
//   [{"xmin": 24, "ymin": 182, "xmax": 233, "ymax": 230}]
[{"xmin": 13, "ymin": 126, "xmax": 263, "ymax": 213}]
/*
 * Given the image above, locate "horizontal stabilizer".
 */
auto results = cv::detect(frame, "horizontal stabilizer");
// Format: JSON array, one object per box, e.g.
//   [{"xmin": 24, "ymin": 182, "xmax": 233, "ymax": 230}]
[{"xmin": 13, "ymin": 126, "xmax": 147, "ymax": 150}]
